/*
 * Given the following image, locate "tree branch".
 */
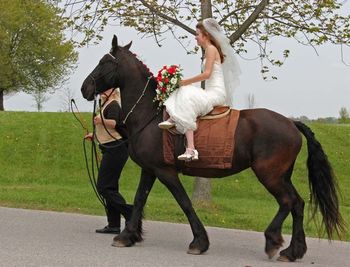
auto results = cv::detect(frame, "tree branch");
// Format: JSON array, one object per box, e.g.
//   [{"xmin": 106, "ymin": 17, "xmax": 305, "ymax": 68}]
[
  {"xmin": 229, "ymin": 0, "xmax": 269, "ymax": 44},
  {"xmin": 219, "ymin": 5, "xmax": 256, "ymax": 25},
  {"xmin": 138, "ymin": 0, "xmax": 196, "ymax": 35}
]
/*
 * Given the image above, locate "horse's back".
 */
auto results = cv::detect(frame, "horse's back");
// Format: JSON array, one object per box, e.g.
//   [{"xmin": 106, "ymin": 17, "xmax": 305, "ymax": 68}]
[
  {"xmin": 238, "ymin": 108, "xmax": 301, "ymax": 139},
  {"xmin": 233, "ymin": 108, "xmax": 302, "ymax": 172}
]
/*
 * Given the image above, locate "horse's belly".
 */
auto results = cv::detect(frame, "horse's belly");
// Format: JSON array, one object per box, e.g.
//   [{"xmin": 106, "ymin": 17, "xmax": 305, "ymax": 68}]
[{"xmin": 181, "ymin": 167, "xmax": 244, "ymax": 178}]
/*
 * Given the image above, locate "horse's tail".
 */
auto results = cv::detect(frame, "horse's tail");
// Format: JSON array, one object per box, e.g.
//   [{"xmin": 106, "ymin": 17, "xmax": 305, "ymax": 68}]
[{"xmin": 293, "ymin": 121, "xmax": 345, "ymax": 239}]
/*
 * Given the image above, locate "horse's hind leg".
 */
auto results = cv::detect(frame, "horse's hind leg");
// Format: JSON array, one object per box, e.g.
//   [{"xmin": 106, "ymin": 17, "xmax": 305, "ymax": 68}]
[
  {"xmin": 278, "ymin": 184, "xmax": 307, "ymax": 262},
  {"xmin": 155, "ymin": 168, "xmax": 209, "ymax": 255},
  {"xmin": 253, "ymin": 163, "xmax": 306, "ymax": 261}
]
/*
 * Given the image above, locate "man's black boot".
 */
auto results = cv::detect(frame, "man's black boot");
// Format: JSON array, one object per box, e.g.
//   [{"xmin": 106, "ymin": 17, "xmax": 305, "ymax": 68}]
[{"xmin": 95, "ymin": 225, "xmax": 121, "ymax": 234}]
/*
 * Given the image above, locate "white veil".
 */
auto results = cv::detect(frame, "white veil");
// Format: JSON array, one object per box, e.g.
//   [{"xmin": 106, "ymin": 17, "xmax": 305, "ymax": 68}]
[{"xmin": 203, "ymin": 18, "xmax": 241, "ymax": 107}]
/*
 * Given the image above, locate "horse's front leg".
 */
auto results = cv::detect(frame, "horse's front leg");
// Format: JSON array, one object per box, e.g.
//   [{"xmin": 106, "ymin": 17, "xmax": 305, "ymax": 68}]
[
  {"xmin": 156, "ymin": 168, "xmax": 209, "ymax": 255},
  {"xmin": 112, "ymin": 168, "xmax": 156, "ymax": 247}
]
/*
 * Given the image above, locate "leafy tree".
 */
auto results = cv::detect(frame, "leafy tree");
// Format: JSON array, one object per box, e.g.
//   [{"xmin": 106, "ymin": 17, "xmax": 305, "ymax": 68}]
[
  {"xmin": 58, "ymin": 0, "xmax": 350, "ymax": 201},
  {"xmin": 339, "ymin": 106, "xmax": 350, "ymax": 123},
  {"xmin": 31, "ymin": 88, "xmax": 49, "ymax": 112},
  {"xmin": 0, "ymin": 0, "xmax": 78, "ymax": 111},
  {"xmin": 60, "ymin": 0, "xmax": 350, "ymax": 77}
]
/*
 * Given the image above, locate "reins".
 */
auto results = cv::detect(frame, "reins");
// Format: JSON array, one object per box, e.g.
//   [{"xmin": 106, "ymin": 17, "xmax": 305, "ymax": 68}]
[
  {"xmin": 123, "ymin": 76, "xmax": 151, "ymax": 124},
  {"xmin": 70, "ymin": 99, "xmax": 89, "ymax": 135},
  {"xmin": 70, "ymin": 99, "xmax": 106, "ymax": 208}
]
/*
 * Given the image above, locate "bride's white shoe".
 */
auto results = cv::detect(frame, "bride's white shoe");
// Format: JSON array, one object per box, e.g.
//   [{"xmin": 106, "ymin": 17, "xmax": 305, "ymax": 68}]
[
  {"xmin": 158, "ymin": 120, "xmax": 175, "ymax": 129},
  {"xmin": 177, "ymin": 149, "xmax": 199, "ymax": 161}
]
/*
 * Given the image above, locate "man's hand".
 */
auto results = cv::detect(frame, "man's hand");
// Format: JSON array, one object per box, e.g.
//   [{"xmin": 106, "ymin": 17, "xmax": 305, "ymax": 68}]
[
  {"xmin": 93, "ymin": 115, "xmax": 102, "ymax": 125},
  {"xmin": 84, "ymin": 132, "xmax": 93, "ymax": 141}
]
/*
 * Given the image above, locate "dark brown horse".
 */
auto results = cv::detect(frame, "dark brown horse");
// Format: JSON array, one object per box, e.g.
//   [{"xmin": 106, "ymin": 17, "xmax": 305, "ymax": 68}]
[{"xmin": 81, "ymin": 35, "xmax": 344, "ymax": 262}]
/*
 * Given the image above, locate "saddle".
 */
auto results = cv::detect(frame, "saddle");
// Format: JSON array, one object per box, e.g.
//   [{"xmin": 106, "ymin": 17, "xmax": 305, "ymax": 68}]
[
  {"xmin": 200, "ymin": 106, "xmax": 231, "ymax": 120},
  {"xmin": 163, "ymin": 106, "xmax": 240, "ymax": 171}
]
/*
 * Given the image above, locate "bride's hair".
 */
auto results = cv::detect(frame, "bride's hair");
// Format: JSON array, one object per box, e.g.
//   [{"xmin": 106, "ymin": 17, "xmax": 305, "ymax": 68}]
[{"xmin": 196, "ymin": 21, "xmax": 225, "ymax": 63}]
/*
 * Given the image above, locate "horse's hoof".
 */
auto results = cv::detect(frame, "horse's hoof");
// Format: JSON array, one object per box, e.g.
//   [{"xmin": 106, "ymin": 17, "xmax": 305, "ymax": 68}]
[
  {"xmin": 267, "ymin": 248, "xmax": 279, "ymax": 259},
  {"xmin": 277, "ymin": 255, "xmax": 291, "ymax": 262},
  {"xmin": 111, "ymin": 239, "xmax": 127, "ymax": 247},
  {"xmin": 187, "ymin": 248, "xmax": 202, "ymax": 255},
  {"xmin": 112, "ymin": 236, "xmax": 128, "ymax": 247},
  {"xmin": 134, "ymin": 234, "xmax": 143, "ymax": 243}
]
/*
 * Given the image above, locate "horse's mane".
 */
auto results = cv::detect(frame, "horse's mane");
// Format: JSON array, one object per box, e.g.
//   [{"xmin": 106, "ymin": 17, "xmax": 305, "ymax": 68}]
[{"xmin": 122, "ymin": 48, "xmax": 157, "ymax": 88}]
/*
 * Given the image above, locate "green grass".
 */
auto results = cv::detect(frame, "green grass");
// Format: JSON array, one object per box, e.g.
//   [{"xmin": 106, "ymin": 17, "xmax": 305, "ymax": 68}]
[{"xmin": 0, "ymin": 111, "xmax": 349, "ymax": 241}]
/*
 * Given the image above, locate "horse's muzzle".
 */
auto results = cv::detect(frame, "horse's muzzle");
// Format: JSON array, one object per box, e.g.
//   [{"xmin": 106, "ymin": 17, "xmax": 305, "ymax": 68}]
[{"xmin": 81, "ymin": 83, "xmax": 95, "ymax": 101}]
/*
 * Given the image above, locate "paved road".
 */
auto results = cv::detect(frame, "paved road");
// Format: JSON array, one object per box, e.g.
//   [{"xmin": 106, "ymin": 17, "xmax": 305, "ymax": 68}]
[{"xmin": 0, "ymin": 207, "xmax": 349, "ymax": 267}]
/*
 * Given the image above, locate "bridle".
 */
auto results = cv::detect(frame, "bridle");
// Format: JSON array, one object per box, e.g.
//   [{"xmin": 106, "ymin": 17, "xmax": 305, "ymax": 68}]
[
  {"xmin": 86, "ymin": 53, "xmax": 119, "ymax": 96},
  {"xmin": 86, "ymin": 52, "xmax": 160, "ymax": 149}
]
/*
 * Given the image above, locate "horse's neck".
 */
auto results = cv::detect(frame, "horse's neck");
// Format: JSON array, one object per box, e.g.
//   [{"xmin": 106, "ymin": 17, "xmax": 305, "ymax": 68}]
[{"xmin": 121, "ymin": 76, "xmax": 159, "ymax": 132}]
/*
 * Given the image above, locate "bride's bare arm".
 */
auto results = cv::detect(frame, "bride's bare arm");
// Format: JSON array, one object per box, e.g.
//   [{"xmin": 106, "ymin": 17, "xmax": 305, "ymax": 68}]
[{"xmin": 179, "ymin": 45, "xmax": 218, "ymax": 86}]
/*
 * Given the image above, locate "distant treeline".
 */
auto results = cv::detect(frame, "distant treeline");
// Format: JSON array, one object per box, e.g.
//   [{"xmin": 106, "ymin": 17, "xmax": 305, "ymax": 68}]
[{"xmin": 289, "ymin": 116, "xmax": 350, "ymax": 124}]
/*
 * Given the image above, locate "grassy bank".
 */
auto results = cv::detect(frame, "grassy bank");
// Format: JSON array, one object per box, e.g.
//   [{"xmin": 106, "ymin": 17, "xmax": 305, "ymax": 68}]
[{"xmin": 0, "ymin": 111, "xmax": 349, "ymax": 240}]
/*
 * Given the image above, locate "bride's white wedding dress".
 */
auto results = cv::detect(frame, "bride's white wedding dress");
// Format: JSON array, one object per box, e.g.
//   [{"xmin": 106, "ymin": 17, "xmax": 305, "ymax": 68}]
[{"xmin": 164, "ymin": 61, "xmax": 226, "ymax": 134}]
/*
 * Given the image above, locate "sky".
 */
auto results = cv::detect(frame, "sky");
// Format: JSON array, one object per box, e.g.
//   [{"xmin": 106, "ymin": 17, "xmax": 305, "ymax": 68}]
[{"xmin": 5, "ymin": 23, "xmax": 350, "ymax": 119}]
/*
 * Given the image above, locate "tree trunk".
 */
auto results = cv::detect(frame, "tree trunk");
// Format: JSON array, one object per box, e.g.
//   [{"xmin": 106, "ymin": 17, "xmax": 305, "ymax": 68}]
[
  {"xmin": 192, "ymin": 0, "xmax": 213, "ymax": 203},
  {"xmin": 200, "ymin": 0, "xmax": 212, "ymax": 19},
  {"xmin": 192, "ymin": 177, "xmax": 212, "ymax": 203},
  {"xmin": 0, "ymin": 89, "xmax": 4, "ymax": 111}
]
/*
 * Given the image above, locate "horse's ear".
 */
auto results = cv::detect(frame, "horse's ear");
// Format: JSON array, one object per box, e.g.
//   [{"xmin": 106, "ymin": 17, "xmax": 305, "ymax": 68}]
[
  {"xmin": 124, "ymin": 41, "xmax": 132, "ymax": 50},
  {"xmin": 111, "ymin": 35, "xmax": 118, "ymax": 52}
]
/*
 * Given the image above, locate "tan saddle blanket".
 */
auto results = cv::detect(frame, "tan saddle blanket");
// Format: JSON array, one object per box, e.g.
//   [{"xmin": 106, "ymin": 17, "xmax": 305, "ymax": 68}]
[{"xmin": 163, "ymin": 107, "xmax": 240, "ymax": 169}]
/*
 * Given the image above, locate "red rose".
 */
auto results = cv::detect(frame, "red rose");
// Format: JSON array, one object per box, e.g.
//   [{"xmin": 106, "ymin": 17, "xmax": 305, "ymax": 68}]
[
  {"xmin": 168, "ymin": 67, "xmax": 176, "ymax": 75},
  {"xmin": 164, "ymin": 78, "xmax": 169, "ymax": 84},
  {"xmin": 161, "ymin": 87, "xmax": 167, "ymax": 92}
]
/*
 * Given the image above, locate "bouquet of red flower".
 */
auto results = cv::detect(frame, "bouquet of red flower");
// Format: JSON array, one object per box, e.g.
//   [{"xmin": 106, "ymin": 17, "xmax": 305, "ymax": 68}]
[{"xmin": 154, "ymin": 65, "xmax": 183, "ymax": 107}]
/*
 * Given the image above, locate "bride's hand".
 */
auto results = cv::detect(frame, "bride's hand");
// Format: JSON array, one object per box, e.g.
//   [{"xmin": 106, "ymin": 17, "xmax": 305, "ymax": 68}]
[{"xmin": 179, "ymin": 79, "xmax": 189, "ymax": 87}]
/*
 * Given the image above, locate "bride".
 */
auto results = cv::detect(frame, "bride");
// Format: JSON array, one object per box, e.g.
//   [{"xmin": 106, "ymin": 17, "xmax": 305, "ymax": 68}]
[{"xmin": 158, "ymin": 18, "xmax": 241, "ymax": 161}]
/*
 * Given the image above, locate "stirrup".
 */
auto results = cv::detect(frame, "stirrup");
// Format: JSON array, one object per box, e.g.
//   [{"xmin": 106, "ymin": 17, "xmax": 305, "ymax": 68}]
[
  {"xmin": 158, "ymin": 120, "xmax": 175, "ymax": 129},
  {"xmin": 177, "ymin": 149, "xmax": 199, "ymax": 161}
]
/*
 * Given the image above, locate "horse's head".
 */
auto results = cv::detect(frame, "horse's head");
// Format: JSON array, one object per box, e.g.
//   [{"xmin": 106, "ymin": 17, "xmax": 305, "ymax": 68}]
[{"xmin": 81, "ymin": 35, "xmax": 132, "ymax": 101}]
